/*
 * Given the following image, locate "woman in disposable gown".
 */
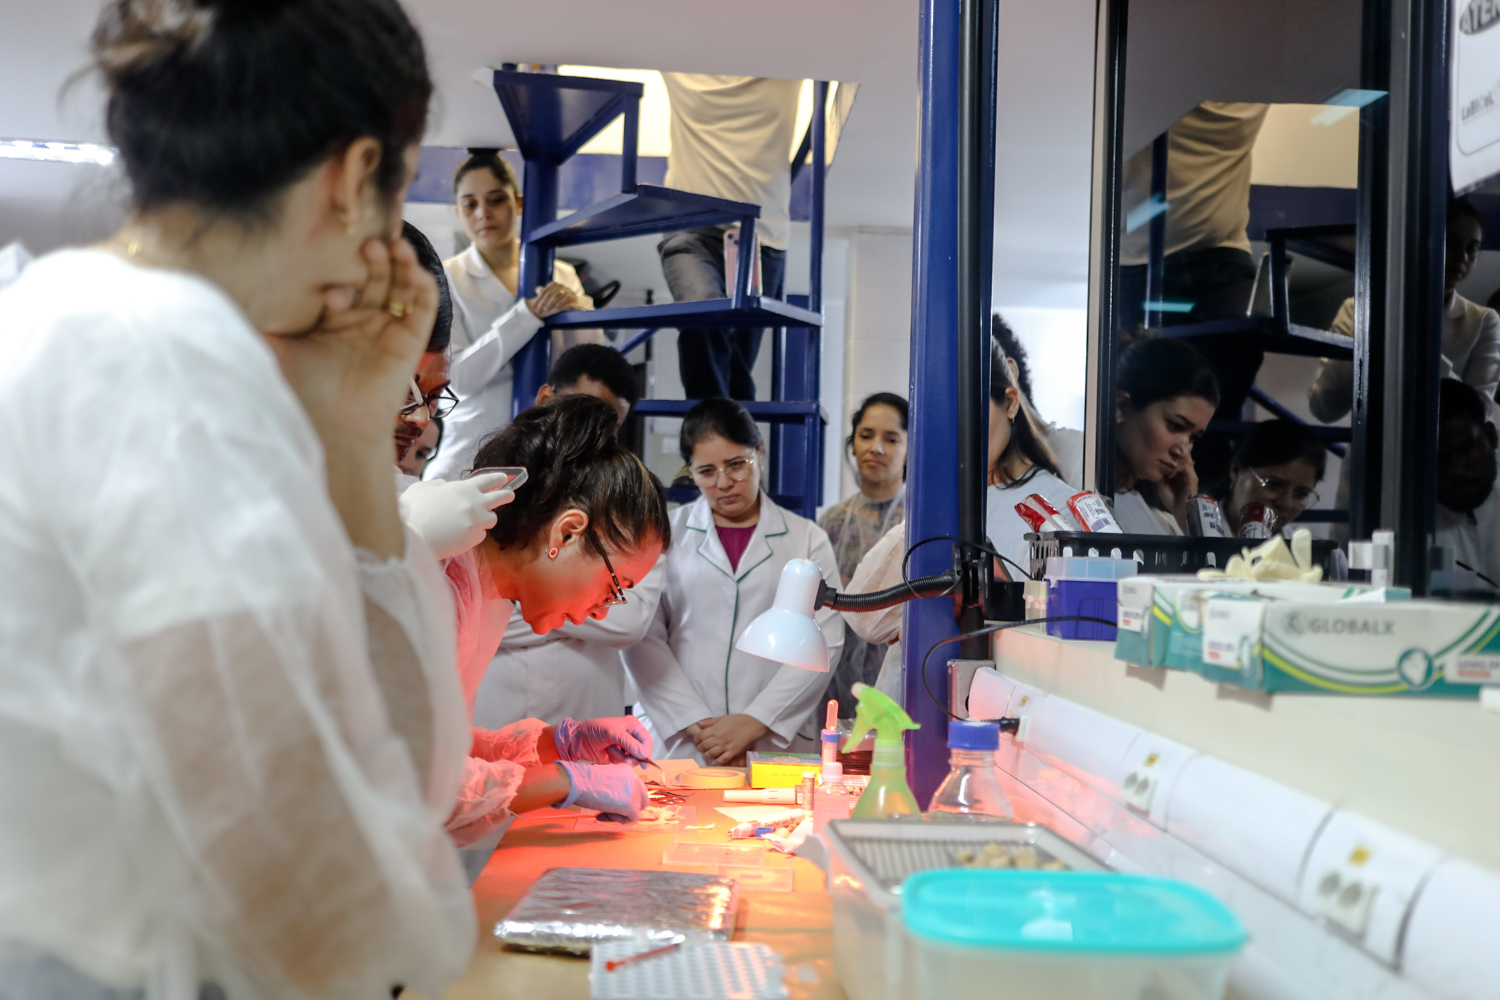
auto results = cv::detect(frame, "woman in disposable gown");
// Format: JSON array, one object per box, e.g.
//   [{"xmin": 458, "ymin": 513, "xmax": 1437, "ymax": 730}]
[
  {"xmin": 817, "ymin": 393, "xmax": 908, "ymax": 718},
  {"xmin": 625, "ymin": 399, "xmax": 844, "ymax": 765},
  {"xmin": 0, "ymin": 1, "xmax": 469, "ymax": 997}
]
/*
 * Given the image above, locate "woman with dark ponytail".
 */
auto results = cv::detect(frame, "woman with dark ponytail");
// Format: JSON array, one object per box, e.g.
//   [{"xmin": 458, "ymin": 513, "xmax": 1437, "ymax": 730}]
[
  {"xmin": 0, "ymin": 0, "xmax": 481, "ymax": 996},
  {"xmin": 439, "ymin": 394, "xmax": 671, "ymax": 853}
]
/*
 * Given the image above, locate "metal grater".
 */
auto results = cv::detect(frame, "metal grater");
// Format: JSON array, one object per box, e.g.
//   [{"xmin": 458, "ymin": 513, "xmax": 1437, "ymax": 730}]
[{"xmin": 827, "ymin": 820, "xmax": 1105, "ymax": 891}]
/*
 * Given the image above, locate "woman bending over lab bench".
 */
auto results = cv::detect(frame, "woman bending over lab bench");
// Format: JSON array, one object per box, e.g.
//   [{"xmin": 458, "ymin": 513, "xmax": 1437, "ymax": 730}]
[
  {"xmin": 436, "ymin": 396, "xmax": 672, "ymax": 846},
  {"xmin": 626, "ymin": 399, "xmax": 845, "ymax": 765}
]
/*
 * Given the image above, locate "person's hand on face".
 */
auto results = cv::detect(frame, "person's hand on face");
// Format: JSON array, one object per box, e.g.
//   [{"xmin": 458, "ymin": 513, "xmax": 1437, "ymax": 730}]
[
  {"xmin": 267, "ymin": 236, "xmax": 437, "ymax": 450},
  {"xmin": 1158, "ymin": 454, "xmax": 1198, "ymax": 526},
  {"xmin": 692, "ymin": 713, "xmax": 769, "ymax": 766},
  {"xmin": 1116, "ymin": 393, "xmax": 1214, "ymax": 508},
  {"xmin": 526, "ymin": 282, "xmax": 588, "ymax": 319}
]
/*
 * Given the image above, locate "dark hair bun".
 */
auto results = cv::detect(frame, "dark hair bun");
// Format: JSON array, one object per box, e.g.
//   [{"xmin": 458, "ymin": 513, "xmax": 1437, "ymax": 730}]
[
  {"xmin": 474, "ymin": 395, "xmax": 672, "ymax": 556},
  {"xmin": 92, "ymin": 0, "xmax": 431, "ymax": 217}
]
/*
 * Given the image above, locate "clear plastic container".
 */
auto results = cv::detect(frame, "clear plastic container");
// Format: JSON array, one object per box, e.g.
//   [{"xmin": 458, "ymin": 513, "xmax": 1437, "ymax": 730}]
[
  {"xmin": 927, "ymin": 721, "xmax": 1012, "ymax": 820},
  {"xmin": 901, "ymin": 870, "xmax": 1245, "ymax": 1000},
  {"xmin": 823, "ymin": 819, "xmax": 1105, "ymax": 1000}
]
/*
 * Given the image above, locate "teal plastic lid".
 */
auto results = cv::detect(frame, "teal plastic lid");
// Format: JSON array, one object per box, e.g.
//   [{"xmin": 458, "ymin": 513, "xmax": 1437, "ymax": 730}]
[{"xmin": 902, "ymin": 870, "xmax": 1246, "ymax": 956}]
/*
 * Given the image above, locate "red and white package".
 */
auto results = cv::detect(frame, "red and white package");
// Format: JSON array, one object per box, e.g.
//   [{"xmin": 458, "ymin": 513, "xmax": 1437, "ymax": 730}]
[
  {"xmin": 1066, "ymin": 492, "xmax": 1124, "ymax": 533},
  {"xmin": 1014, "ymin": 502, "xmax": 1048, "ymax": 533},
  {"xmin": 1023, "ymin": 493, "xmax": 1077, "ymax": 531}
]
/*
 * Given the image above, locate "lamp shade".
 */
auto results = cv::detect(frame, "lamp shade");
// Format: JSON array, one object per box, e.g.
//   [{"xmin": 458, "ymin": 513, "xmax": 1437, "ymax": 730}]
[{"xmin": 734, "ymin": 558, "xmax": 829, "ymax": 672}]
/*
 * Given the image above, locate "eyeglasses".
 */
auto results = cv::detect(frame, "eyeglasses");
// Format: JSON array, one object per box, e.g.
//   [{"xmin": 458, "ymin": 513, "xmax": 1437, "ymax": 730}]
[
  {"xmin": 587, "ymin": 529, "xmax": 628, "ymax": 608},
  {"xmin": 401, "ymin": 378, "xmax": 459, "ymax": 420},
  {"xmin": 690, "ymin": 454, "xmax": 757, "ymax": 485},
  {"xmin": 1248, "ymin": 468, "xmax": 1320, "ymax": 508}
]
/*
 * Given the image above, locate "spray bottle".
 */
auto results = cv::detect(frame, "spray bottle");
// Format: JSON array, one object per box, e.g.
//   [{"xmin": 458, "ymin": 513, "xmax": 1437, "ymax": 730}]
[{"xmin": 844, "ymin": 682, "xmax": 921, "ymax": 819}]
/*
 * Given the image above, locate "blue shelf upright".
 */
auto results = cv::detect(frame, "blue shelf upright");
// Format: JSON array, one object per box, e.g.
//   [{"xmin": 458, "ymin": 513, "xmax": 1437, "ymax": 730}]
[{"xmin": 487, "ymin": 70, "xmax": 831, "ymax": 518}]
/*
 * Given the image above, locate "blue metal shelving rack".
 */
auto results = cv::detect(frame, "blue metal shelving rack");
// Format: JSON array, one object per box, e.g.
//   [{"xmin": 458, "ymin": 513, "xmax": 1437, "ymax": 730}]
[{"xmin": 488, "ymin": 70, "xmax": 830, "ymax": 517}]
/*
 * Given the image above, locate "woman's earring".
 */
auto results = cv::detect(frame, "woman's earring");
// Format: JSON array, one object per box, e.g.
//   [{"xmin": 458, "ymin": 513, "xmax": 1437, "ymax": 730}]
[
  {"xmin": 337, "ymin": 209, "xmax": 356, "ymax": 236},
  {"xmin": 549, "ymin": 547, "xmax": 559, "ymax": 560}
]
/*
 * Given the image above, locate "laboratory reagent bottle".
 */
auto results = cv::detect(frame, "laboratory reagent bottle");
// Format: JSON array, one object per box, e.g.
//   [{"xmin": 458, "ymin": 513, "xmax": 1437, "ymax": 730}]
[{"xmin": 926, "ymin": 719, "xmax": 1013, "ymax": 820}]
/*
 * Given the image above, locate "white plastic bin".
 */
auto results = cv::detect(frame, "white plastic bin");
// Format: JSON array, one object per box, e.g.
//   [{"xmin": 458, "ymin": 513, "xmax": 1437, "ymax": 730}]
[{"xmin": 901, "ymin": 870, "xmax": 1246, "ymax": 1000}]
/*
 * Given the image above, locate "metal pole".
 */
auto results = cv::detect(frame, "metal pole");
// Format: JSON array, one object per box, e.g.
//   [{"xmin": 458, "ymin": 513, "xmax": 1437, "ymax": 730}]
[
  {"xmin": 810, "ymin": 81, "xmax": 828, "ymax": 315},
  {"xmin": 1351, "ymin": 0, "xmax": 1392, "ymax": 543},
  {"xmin": 903, "ymin": 0, "xmax": 997, "ymax": 804},
  {"xmin": 1089, "ymin": 0, "xmax": 1129, "ymax": 497},
  {"xmin": 1145, "ymin": 134, "xmax": 1167, "ymax": 329},
  {"xmin": 511, "ymin": 160, "xmax": 559, "ymax": 419},
  {"xmin": 1384, "ymin": 0, "xmax": 1448, "ymax": 591}
]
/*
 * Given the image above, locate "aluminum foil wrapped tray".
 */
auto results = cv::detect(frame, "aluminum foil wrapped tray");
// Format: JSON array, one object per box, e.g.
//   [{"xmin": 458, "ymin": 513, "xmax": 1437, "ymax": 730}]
[{"xmin": 493, "ymin": 867, "xmax": 740, "ymax": 955}]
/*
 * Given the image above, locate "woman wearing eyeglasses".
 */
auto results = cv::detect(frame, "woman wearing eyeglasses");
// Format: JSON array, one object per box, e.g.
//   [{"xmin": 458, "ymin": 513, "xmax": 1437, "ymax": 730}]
[
  {"xmin": 625, "ymin": 399, "xmax": 845, "ymax": 766},
  {"xmin": 405, "ymin": 396, "xmax": 671, "ymax": 858},
  {"xmin": 1212, "ymin": 420, "xmax": 1327, "ymax": 534}
]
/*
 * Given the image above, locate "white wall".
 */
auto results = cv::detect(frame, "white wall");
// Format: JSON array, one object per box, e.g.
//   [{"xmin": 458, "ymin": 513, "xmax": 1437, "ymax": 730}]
[{"xmin": 839, "ymin": 228, "xmax": 914, "ymax": 498}]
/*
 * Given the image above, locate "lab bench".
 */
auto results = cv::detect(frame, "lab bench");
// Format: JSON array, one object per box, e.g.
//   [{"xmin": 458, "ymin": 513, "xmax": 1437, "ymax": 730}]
[{"xmin": 411, "ymin": 788, "xmax": 845, "ymax": 1000}]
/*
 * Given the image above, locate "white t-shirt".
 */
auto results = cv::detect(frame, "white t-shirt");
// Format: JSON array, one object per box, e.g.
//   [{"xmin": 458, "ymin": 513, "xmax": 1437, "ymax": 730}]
[
  {"xmin": 1113, "ymin": 488, "xmax": 1185, "ymax": 535},
  {"xmin": 662, "ymin": 73, "xmax": 802, "ymax": 251},
  {"xmin": 1120, "ymin": 102, "xmax": 1268, "ymax": 265},
  {"xmin": 1436, "ymin": 492, "xmax": 1500, "ymax": 586},
  {"xmin": 0, "ymin": 250, "xmax": 473, "ymax": 998},
  {"xmin": 986, "ymin": 468, "xmax": 1080, "ymax": 578}
]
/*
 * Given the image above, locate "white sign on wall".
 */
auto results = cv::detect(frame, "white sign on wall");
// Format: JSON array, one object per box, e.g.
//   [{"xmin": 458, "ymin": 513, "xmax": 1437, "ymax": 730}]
[{"xmin": 1451, "ymin": 0, "xmax": 1500, "ymax": 193}]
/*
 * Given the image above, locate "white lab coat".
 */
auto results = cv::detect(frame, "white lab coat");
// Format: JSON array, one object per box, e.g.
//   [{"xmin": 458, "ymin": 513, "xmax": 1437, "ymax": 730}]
[
  {"xmin": 624, "ymin": 494, "xmax": 845, "ymax": 761},
  {"xmin": 474, "ymin": 562, "xmax": 665, "ymax": 729},
  {"xmin": 430, "ymin": 246, "xmax": 600, "ymax": 480}
]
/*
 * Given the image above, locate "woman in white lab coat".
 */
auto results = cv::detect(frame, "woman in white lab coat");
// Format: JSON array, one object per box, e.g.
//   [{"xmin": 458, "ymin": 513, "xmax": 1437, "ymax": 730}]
[
  {"xmin": 428, "ymin": 151, "xmax": 602, "ymax": 479},
  {"xmin": 625, "ymin": 399, "xmax": 845, "ymax": 765}
]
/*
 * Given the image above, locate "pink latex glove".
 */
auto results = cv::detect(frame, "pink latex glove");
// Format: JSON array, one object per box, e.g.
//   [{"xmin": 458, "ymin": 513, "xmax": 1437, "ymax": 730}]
[{"xmin": 553, "ymin": 716, "xmax": 652, "ymax": 764}]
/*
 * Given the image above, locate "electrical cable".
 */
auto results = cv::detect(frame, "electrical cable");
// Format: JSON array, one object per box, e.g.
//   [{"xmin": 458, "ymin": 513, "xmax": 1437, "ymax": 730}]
[
  {"xmin": 919, "ymin": 616, "xmax": 1116, "ymax": 721},
  {"xmin": 1454, "ymin": 560, "xmax": 1498, "ymax": 588},
  {"xmin": 901, "ymin": 533, "xmax": 1036, "ymax": 585}
]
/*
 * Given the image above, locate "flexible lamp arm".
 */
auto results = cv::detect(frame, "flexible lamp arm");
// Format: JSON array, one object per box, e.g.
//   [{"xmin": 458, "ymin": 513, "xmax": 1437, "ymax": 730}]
[{"xmin": 813, "ymin": 572, "xmax": 960, "ymax": 613}]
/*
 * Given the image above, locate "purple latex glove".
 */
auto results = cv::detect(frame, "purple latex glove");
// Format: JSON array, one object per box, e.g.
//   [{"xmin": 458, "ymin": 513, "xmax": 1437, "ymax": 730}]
[
  {"xmin": 559, "ymin": 761, "xmax": 650, "ymax": 823},
  {"xmin": 554, "ymin": 716, "xmax": 652, "ymax": 764}
]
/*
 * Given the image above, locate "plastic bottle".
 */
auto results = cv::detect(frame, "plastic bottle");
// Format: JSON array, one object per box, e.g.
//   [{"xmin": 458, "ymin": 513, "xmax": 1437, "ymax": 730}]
[
  {"xmin": 812, "ymin": 760, "xmax": 856, "ymax": 834},
  {"xmin": 820, "ymin": 699, "xmax": 840, "ymax": 768},
  {"xmin": 845, "ymin": 682, "xmax": 921, "ymax": 819},
  {"xmin": 926, "ymin": 719, "xmax": 1013, "ymax": 820}
]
